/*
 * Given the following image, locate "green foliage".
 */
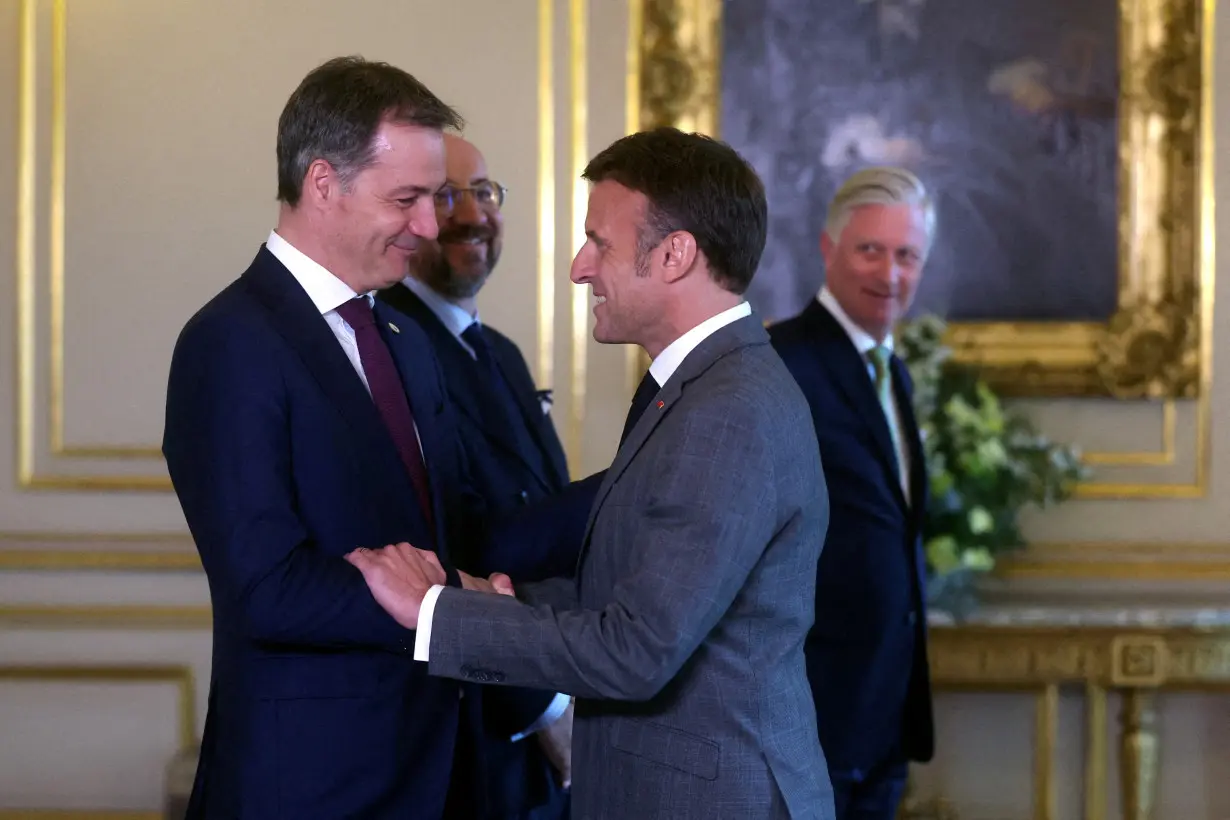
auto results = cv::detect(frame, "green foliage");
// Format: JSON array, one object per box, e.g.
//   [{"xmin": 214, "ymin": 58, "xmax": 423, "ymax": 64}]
[{"xmin": 896, "ymin": 315, "xmax": 1092, "ymax": 579}]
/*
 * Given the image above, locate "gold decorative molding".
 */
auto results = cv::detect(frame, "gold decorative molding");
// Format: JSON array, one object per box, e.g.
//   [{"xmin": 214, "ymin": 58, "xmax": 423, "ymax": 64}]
[
  {"xmin": 1033, "ymin": 685, "xmax": 1059, "ymax": 820},
  {"xmin": 8, "ymin": 533, "xmax": 1230, "ymax": 580},
  {"xmin": 15, "ymin": 0, "xmax": 172, "ymax": 490},
  {"xmin": 929, "ymin": 621, "xmax": 1230, "ymax": 820},
  {"xmin": 995, "ymin": 540, "xmax": 1230, "ymax": 581},
  {"xmin": 0, "ymin": 532, "xmax": 199, "ymax": 571},
  {"xmin": 631, "ymin": 0, "xmax": 1214, "ymax": 400},
  {"xmin": 623, "ymin": 0, "xmax": 650, "ymax": 396},
  {"xmin": 633, "ymin": 0, "xmax": 719, "ymax": 136},
  {"xmin": 537, "ymin": 0, "xmax": 557, "ymax": 394},
  {"xmin": 1084, "ymin": 683, "xmax": 1109, "ymax": 820},
  {"xmin": 1081, "ymin": 400, "xmax": 1176, "ymax": 466},
  {"xmin": 930, "ymin": 626, "xmax": 1230, "ymax": 687},
  {"xmin": 567, "ymin": 0, "xmax": 590, "ymax": 471},
  {"xmin": 0, "ymin": 664, "xmax": 196, "ymax": 820},
  {"xmin": 0, "ymin": 605, "xmax": 212, "ymax": 630},
  {"xmin": 0, "ymin": 550, "xmax": 201, "ymax": 572},
  {"xmin": 0, "ymin": 811, "xmax": 160, "ymax": 820}
]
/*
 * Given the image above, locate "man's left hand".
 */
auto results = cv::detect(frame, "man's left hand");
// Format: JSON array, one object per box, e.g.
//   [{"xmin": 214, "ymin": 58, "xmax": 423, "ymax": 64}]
[
  {"xmin": 459, "ymin": 570, "xmax": 515, "ymax": 596},
  {"xmin": 537, "ymin": 698, "xmax": 574, "ymax": 789},
  {"xmin": 344, "ymin": 542, "xmax": 443, "ymax": 629}
]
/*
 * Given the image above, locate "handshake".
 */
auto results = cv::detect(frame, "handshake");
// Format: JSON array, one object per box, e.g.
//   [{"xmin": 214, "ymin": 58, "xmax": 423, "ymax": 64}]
[{"xmin": 345, "ymin": 543, "xmax": 516, "ymax": 630}]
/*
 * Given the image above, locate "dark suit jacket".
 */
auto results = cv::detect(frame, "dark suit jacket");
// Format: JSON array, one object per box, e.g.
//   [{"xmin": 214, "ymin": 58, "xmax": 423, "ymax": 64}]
[
  {"xmin": 425, "ymin": 316, "xmax": 836, "ymax": 820},
  {"xmin": 769, "ymin": 300, "xmax": 935, "ymax": 773},
  {"xmin": 379, "ymin": 283, "xmax": 576, "ymax": 582},
  {"xmin": 163, "ymin": 246, "xmax": 487, "ymax": 820},
  {"xmin": 379, "ymin": 282, "xmax": 572, "ymax": 819}
]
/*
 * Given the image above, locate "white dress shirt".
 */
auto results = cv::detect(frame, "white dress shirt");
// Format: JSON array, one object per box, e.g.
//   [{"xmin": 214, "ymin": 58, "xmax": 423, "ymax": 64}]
[
  {"xmin": 402, "ymin": 276, "xmax": 482, "ymax": 357},
  {"xmin": 817, "ymin": 287, "xmax": 911, "ymax": 504},
  {"xmin": 413, "ymin": 300, "xmax": 753, "ymax": 665},
  {"xmin": 648, "ymin": 301, "xmax": 752, "ymax": 387},
  {"xmin": 266, "ymin": 230, "xmax": 375, "ymax": 392}
]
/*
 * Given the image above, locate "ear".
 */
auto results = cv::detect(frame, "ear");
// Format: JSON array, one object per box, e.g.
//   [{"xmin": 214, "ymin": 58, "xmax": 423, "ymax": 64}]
[
  {"xmin": 819, "ymin": 230, "xmax": 838, "ymax": 267},
  {"xmin": 302, "ymin": 159, "xmax": 338, "ymax": 207},
  {"xmin": 658, "ymin": 231, "xmax": 698, "ymax": 284}
]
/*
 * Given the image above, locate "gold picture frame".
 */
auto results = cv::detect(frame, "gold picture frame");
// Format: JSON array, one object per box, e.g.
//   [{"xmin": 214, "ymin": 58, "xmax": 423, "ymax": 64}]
[{"xmin": 628, "ymin": 0, "xmax": 1213, "ymax": 399}]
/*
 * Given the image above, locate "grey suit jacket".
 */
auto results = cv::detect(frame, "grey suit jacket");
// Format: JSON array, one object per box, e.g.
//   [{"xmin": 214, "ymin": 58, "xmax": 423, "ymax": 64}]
[{"xmin": 428, "ymin": 315, "xmax": 835, "ymax": 819}]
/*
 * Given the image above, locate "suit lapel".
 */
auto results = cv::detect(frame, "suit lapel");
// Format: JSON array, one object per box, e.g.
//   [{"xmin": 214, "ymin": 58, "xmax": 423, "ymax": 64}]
[
  {"xmin": 244, "ymin": 249, "xmax": 416, "ymax": 506},
  {"xmin": 381, "ymin": 284, "xmax": 557, "ymax": 490},
  {"xmin": 805, "ymin": 302, "xmax": 908, "ymax": 510},
  {"xmin": 576, "ymin": 315, "xmax": 765, "ymax": 572},
  {"xmin": 891, "ymin": 356, "xmax": 929, "ymax": 528},
  {"xmin": 488, "ymin": 340, "xmax": 568, "ymax": 488},
  {"xmin": 372, "ymin": 300, "xmax": 457, "ymax": 540}
]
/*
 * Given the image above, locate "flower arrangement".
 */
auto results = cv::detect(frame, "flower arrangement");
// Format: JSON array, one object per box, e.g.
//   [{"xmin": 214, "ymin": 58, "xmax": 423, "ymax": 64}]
[{"xmin": 895, "ymin": 315, "xmax": 1091, "ymax": 611}]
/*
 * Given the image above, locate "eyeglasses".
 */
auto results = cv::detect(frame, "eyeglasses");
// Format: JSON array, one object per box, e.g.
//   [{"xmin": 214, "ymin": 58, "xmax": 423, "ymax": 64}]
[{"xmin": 434, "ymin": 181, "xmax": 507, "ymax": 213}]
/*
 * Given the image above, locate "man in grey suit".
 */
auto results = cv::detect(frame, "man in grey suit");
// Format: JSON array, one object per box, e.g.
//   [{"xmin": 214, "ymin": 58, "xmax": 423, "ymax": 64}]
[{"xmin": 346, "ymin": 127, "xmax": 837, "ymax": 820}]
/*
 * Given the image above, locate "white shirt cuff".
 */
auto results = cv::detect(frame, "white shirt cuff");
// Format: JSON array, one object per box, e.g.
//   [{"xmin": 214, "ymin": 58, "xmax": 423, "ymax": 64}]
[
  {"xmin": 509, "ymin": 693, "xmax": 572, "ymax": 742},
  {"xmin": 412, "ymin": 584, "xmax": 446, "ymax": 662}
]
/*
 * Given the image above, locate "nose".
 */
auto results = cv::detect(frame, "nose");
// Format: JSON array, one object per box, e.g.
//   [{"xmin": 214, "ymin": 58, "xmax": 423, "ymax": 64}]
[
  {"xmin": 451, "ymin": 191, "xmax": 486, "ymax": 225},
  {"xmin": 569, "ymin": 250, "xmax": 591, "ymax": 285},
  {"xmin": 877, "ymin": 256, "xmax": 901, "ymax": 286},
  {"xmin": 411, "ymin": 199, "xmax": 440, "ymax": 240}
]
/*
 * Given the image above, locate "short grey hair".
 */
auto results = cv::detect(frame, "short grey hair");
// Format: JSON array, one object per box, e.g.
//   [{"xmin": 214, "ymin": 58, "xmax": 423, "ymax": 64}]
[{"xmin": 823, "ymin": 166, "xmax": 936, "ymax": 250}]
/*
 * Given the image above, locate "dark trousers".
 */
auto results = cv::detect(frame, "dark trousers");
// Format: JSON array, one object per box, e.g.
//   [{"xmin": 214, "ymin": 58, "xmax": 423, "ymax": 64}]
[
  {"xmin": 525, "ymin": 787, "xmax": 569, "ymax": 820},
  {"xmin": 829, "ymin": 759, "xmax": 908, "ymax": 820}
]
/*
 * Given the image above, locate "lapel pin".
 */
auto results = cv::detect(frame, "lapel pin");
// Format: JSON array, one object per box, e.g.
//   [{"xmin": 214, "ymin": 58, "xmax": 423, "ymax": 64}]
[
  {"xmin": 657, "ymin": 400, "xmax": 665, "ymax": 409},
  {"xmin": 388, "ymin": 322, "xmax": 400, "ymax": 334}
]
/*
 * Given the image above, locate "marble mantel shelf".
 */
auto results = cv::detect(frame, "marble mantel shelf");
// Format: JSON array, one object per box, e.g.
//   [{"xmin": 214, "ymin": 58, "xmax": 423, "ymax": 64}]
[
  {"xmin": 929, "ymin": 605, "xmax": 1230, "ymax": 628},
  {"xmin": 903, "ymin": 603, "xmax": 1230, "ymax": 820}
]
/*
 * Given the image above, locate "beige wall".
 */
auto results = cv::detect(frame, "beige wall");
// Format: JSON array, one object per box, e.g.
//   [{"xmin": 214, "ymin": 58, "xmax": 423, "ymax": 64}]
[{"xmin": 0, "ymin": 0, "xmax": 1226, "ymax": 816}]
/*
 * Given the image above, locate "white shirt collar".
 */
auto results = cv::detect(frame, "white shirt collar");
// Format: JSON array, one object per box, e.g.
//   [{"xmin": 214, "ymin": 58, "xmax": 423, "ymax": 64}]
[
  {"xmin": 266, "ymin": 230, "xmax": 369, "ymax": 313},
  {"xmin": 817, "ymin": 286, "xmax": 893, "ymax": 356},
  {"xmin": 648, "ymin": 302, "xmax": 752, "ymax": 387},
  {"xmin": 401, "ymin": 275, "xmax": 478, "ymax": 340}
]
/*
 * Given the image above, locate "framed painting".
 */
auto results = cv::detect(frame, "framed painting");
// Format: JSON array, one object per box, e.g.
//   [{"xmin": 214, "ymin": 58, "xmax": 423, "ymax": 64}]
[{"xmin": 628, "ymin": 0, "xmax": 1212, "ymax": 398}]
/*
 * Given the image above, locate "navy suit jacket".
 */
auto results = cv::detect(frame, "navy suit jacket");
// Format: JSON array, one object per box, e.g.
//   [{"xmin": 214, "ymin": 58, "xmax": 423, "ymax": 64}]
[
  {"xmin": 381, "ymin": 283, "xmax": 587, "ymax": 582},
  {"xmin": 379, "ymin": 282, "xmax": 575, "ymax": 818},
  {"xmin": 164, "ymin": 247, "xmax": 491, "ymax": 819},
  {"xmin": 769, "ymin": 300, "xmax": 935, "ymax": 773}
]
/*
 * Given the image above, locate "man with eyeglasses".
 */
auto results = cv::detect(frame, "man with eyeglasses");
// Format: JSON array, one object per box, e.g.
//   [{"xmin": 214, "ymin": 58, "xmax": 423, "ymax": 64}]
[{"xmin": 379, "ymin": 133, "xmax": 574, "ymax": 820}]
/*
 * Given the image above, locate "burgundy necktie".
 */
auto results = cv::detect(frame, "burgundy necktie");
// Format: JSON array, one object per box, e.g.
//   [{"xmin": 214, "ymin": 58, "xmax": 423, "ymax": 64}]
[{"xmin": 335, "ymin": 297, "xmax": 434, "ymax": 531}]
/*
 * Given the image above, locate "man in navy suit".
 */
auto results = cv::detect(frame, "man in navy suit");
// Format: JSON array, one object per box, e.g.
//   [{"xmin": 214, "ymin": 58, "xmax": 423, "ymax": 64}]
[
  {"xmin": 768, "ymin": 167, "xmax": 937, "ymax": 820},
  {"xmin": 162, "ymin": 56, "xmax": 554, "ymax": 819},
  {"xmin": 380, "ymin": 134, "xmax": 574, "ymax": 819}
]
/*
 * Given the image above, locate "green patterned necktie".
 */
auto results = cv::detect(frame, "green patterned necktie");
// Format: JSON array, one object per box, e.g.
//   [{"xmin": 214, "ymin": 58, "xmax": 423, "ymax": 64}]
[{"xmin": 868, "ymin": 345, "xmax": 904, "ymax": 466}]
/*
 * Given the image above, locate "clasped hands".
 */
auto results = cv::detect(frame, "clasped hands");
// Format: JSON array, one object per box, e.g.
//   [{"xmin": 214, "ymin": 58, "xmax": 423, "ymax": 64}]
[{"xmin": 345, "ymin": 542, "xmax": 514, "ymax": 629}]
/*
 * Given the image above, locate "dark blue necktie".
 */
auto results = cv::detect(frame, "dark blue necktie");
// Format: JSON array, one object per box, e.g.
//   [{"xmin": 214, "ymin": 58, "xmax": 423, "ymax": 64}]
[{"xmin": 620, "ymin": 371, "xmax": 658, "ymax": 447}]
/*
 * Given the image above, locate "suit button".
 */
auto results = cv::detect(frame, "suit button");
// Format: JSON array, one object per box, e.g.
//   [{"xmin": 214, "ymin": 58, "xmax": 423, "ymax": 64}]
[
  {"xmin": 519, "ymin": 490, "xmax": 530, "ymax": 505},
  {"xmin": 494, "ymin": 672, "xmax": 506, "ymax": 683}
]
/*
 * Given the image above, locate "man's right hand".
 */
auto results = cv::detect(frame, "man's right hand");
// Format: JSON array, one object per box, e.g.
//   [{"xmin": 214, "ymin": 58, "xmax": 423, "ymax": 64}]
[{"xmin": 344, "ymin": 542, "xmax": 444, "ymax": 629}]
